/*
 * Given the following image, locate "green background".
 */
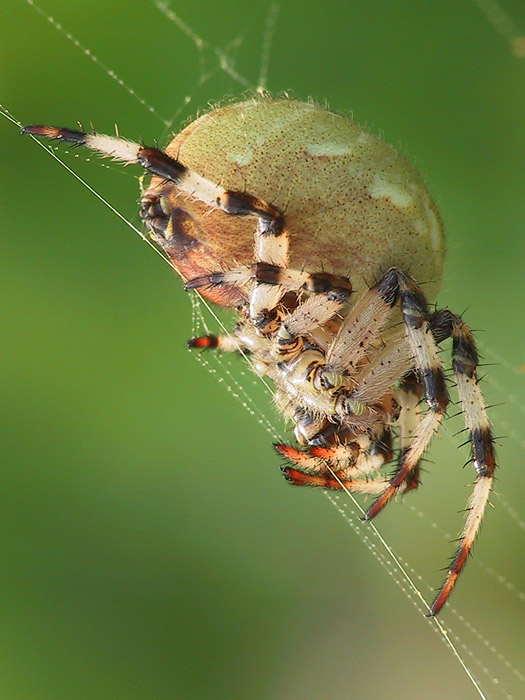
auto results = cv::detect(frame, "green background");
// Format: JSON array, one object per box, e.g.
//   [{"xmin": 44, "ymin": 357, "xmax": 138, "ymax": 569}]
[{"xmin": 1, "ymin": 1, "xmax": 524, "ymax": 698}]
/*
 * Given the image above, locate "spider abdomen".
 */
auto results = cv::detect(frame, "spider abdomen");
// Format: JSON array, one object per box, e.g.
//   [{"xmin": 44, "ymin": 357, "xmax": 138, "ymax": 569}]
[{"xmin": 144, "ymin": 97, "xmax": 445, "ymax": 306}]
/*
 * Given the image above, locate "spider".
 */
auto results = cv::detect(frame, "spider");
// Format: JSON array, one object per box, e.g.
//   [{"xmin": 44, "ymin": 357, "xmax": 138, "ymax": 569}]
[{"xmin": 23, "ymin": 96, "xmax": 496, "ymax": 616}]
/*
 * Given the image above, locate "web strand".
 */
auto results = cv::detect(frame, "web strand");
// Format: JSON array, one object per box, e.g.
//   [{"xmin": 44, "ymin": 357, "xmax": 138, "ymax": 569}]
[
  {"xmin": 25, "ymin": 0, "xmax": 171, "ymax": 127},
  {"xmin": 154, "ymin": 0, "xmax": 253, "ymax": 90},
  {"xmin": 258, "ymin": 1, "xmax": 280, "ymax": 90}
]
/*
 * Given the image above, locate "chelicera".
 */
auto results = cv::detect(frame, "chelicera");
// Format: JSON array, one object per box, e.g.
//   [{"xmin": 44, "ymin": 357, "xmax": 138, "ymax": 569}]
[{"xmin": 23, "ymin": 96, "xmax": 496, "ymax": 616}]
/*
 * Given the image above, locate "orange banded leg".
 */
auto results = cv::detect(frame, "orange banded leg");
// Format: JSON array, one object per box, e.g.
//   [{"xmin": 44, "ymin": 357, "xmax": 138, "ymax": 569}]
[
  {"xmin": 275, "ymin": 442, "xmax": 358, "ymax": 475},
  {"xmin": 276, "ymin": 429, "xmax": 392, "ymax": 492},
  {"xmin": 282, "ymin": 467, "xmax": 390, "ymax": 494}
]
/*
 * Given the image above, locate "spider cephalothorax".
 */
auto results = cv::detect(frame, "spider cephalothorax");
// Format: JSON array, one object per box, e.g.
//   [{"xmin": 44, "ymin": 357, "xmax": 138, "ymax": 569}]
[{"xmin": 23, "ymin": 96, "xmax": 496, "ymax": 616}]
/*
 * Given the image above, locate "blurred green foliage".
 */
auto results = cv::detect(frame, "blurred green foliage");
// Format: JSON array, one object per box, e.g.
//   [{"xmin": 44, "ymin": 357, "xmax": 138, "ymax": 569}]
[{"xmin": 1, "ymin": 0, "xmax": 524, "ymax": 698}]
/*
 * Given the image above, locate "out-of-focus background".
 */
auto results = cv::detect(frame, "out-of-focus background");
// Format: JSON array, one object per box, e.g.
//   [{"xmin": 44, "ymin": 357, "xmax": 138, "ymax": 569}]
[{"xmin": 1, "ymin": 1, "xmax": 524, "ymax": 698}]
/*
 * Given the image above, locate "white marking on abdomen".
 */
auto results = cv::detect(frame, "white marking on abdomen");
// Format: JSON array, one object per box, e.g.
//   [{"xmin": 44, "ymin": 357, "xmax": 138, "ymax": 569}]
[
  {"xmin": 368, "ymin": 173, "xmax": 414, "ymax": 208},
  {"xmin": 306, "ymin": 142, "xmax": 353, "ymax": 157}
]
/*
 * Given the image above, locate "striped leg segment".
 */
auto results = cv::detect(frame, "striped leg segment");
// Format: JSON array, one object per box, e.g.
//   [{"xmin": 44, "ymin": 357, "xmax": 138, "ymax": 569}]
[
  {"xmin": 22, "ymin": 126, "xmax": 277, "ymax": 223},
  {"xmin": 185, "ymin": 265, "xmax": 351, "ymax": 302},
  {"xmin": 427, "ymin": 311, "xmax": 496, "ymax": 616},
  {"xmin": 363, "ymin": 270, "xmax": 449, "ymax": 521},
  {"xmin": 397, "ymin": 371, "xmax": 424, "ymax": 492}
]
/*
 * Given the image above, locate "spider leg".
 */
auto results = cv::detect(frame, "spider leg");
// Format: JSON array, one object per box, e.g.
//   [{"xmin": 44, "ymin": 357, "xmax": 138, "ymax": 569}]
[
  {"xmin": 323, "ymin": 269, "xmax": 409, "ymax": 379},
  {"xmin": 282, "ymin": 467, "xmax": 390, "ymax": 493},
  {"xmin": 186, "ymin": 264, "xmax": 352, "ymax": 326},
  {"xmin": 397, "ymin": 370, "xmax": 424, "ymax": 492},
  {"xmin": 22, "ymin": 126, "xmax": 288, "ymax": 228},
  {"xmin": 271, "ymin": 294, "xmax": 344, "ymax": 359},
  {"xmin": 362, "ymin": 269, "xmax": 449, "ymax": 520},
  {"xmin": 277, "ymin": 429, "xmax": 393, "ymax": 493},
  {"xmin": 275, "ymin": 442, "xmax": 359, "ymax": 475},
  {"xmin": 186, "ymin": 334, "xmax": 248, "ymax": 353},
  {"xmin": 22, "ymin": 126, "xmax": 353, "ymax": 321},
  {"xmin": 425, "ymin": 310, "xmax": 496, "ymax": 616},
  {"xmin": 179, "ymin": 177, "xmax": 351, "ymax": 324},
  {"xmin": 340, "ymin": 332, "xmax": 413, "ymax": 412}
]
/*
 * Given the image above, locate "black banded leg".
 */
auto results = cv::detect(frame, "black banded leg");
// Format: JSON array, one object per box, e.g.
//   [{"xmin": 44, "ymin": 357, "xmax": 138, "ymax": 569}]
[
  {"xmin": 218, "ymin": 191, "xmax": 290, "ymax": 320},
  {"xmin": 22, "ymin": 125, "xmax": 285, "ymax": 237},
  {"xmin": 22, "ymin": 126, "xmax": 188, "ymax": 181},
  {"xmin": 398, "ymin": 370, "xmax": 424, "ymax": 492},
  {"xmin": 427, "ymin": 310, "xmax": 496, "ymax": 616},
  {"xmin": 363, "ymin": 269, "xmax": 449, "ymax": 521},
  {"xmin": 182, "ymin": 184, "xmax": 351, "ymax": 323},
  {"xmin": 219, "ymin": 191, "xmax": 284, "ymax": 236}
]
